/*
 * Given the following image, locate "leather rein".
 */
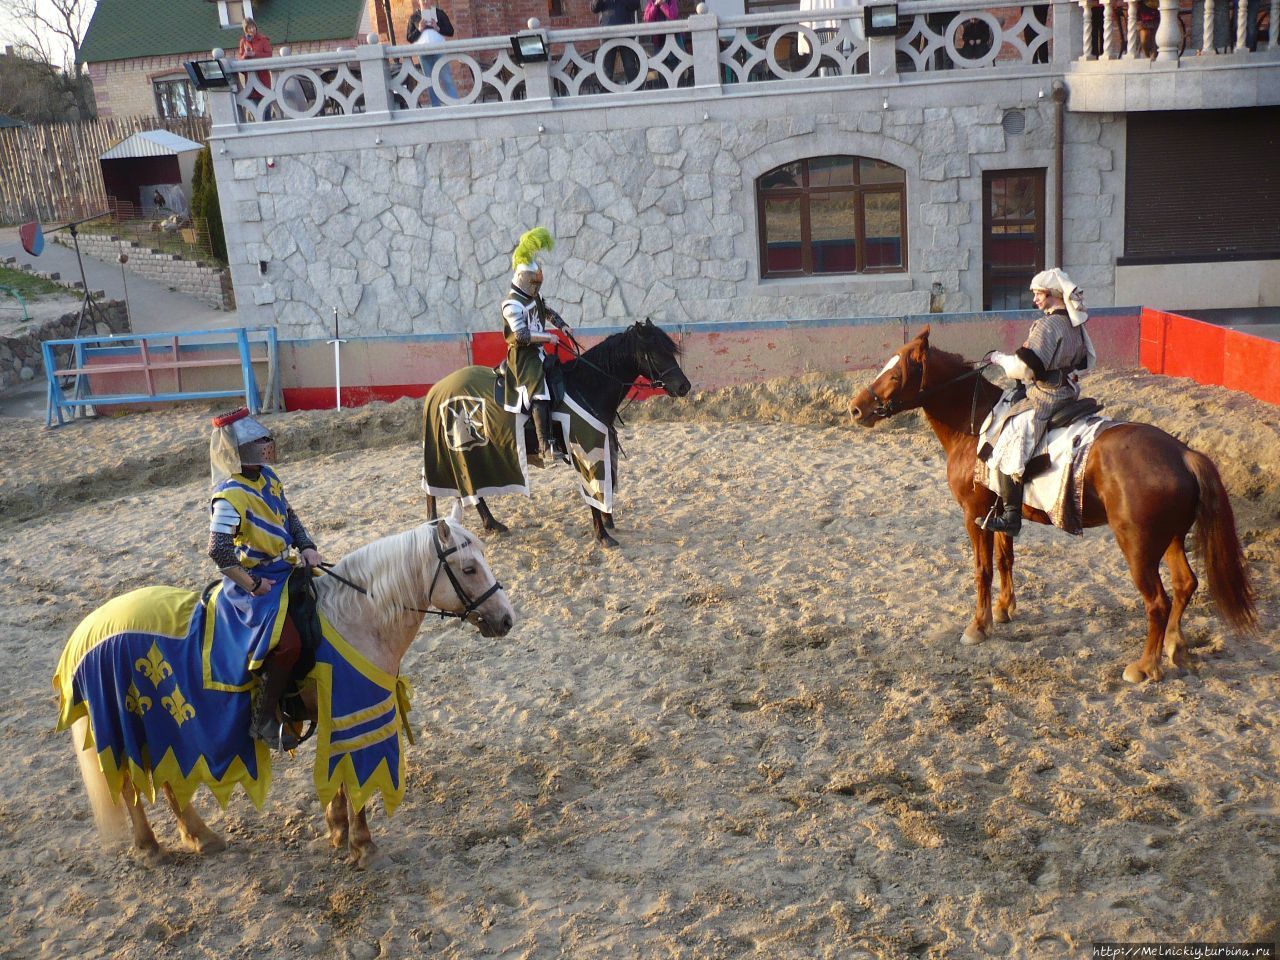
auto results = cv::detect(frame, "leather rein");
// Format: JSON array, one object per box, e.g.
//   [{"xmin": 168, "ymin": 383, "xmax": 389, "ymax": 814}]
[{"xmin": 318, "ymin": 522, "xmax": 502, "ymax": 621}]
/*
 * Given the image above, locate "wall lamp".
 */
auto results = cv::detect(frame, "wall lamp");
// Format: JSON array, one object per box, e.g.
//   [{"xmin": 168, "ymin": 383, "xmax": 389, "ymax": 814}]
[
  {"xmin": 510, "ymin": 32, "xmax": 550, "ymax": 63},
  {"xmin": 863, "ymin": 3, "xmax": 900, "ymax": 37},
  {"xmin": 185, "ymin": 58, "xmax": 233, "ymax": 90}
]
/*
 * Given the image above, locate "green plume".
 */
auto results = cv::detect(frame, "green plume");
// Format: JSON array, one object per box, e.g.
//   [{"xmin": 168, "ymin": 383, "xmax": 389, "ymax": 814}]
[{"xmin": 511, "ymin": 227, "xmax": 554, "ymax": 269}]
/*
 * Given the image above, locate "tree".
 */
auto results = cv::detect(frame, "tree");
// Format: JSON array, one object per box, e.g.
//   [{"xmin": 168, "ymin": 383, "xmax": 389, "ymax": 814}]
[
  {"xmin": 0, "ymin": 43, "xmax": 86, "ymax": 122},
  {"xmin": 0, "ymin": 0, "xmax": 96, "ymax": 117},
  {"xmin": 191, "ymin": 145, "xmax": 227, "ymax": 263}
]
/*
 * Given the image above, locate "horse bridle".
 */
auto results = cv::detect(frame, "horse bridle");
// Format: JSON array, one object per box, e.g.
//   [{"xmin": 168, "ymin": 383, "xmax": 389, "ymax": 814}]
[
  {"xmin": 869, "ymin": 345, "xmax": 991, "ymax": 433},
  {"xmin": 319, "ymin": 521, "xmax": 503, "ymax": 622}
]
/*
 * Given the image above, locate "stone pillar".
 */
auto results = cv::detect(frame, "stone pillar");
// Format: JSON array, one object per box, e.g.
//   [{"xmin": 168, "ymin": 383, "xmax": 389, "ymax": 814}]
[
  {"xmin": 1127, "ymin": 0, "xmax": 1141, "ymax": 56},
  {"xmin": 688, "ymin": 12, "xmax": 722, "ymax": 91},
  {"xmin": 1080, "ymin": 0, "xmax": 1096, "ymax": 59},
  {"xmin": 867, "ymin": 34, "xmax": 898, "ymax": 78},
  {"xmin": 1052, "ymin": 0, "xmax": 1083, "ymax": 64},
  {"xmin": 207, "ymin": 62, "xmax": 240, "ymax": 135},
  {"xmin": 357, "ymin": 42, "xmax": 393, "ymax": 118},
  {"xmin": 523, "ymin": 33, "xmax": 554, "ymax": 101},
  {"xmin": 1156, "ymin": 0, "xmax": 1182, "ymax": 58}
]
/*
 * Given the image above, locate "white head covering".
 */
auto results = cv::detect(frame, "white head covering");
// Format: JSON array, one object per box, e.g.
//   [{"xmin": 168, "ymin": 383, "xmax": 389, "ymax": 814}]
[
  {"xmin": 209, "ymin": 408, "xmax": 271, "ymax": 485},
  {"xmin": 1030, "ymin": 268, "xmax": 1096, "ymax": 371},
  {"xmin": 1030, "ymin": 268, "xmax": 1088, "ymax": 327}
]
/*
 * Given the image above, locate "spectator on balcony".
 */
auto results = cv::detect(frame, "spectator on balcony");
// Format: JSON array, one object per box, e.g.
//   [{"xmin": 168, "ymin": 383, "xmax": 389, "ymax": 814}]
[
  {"xmin": 237, "ymin": 18, "xmax": 273, "ymax": 96},
  {"xmin": 1136, "ymin": 0, "xmax": 1159, "ymax": 57},
  {"xmin": 592, "ymin": 0, "xmax": 642, "ymax": 84},
  {"xmin": 407, "ymin": 1, "xmax": 459, "ymax": 106},
  {"xmin": 1245, "ymin": 0, "xmax": 1266, "ymax": 49},
  {"xmin": 642, "ymin": 0, "xmax": 682, "ymax": 69}
]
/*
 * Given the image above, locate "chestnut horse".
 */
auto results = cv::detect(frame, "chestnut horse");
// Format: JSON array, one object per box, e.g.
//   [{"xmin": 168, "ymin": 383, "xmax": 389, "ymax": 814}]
[{"xmin": 849, "ymin": 326, "xmax": 1256, "ymax": 682}]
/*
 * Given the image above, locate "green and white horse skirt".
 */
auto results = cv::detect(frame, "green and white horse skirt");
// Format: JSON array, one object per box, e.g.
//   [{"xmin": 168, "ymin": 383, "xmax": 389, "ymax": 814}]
[{"xmin": 422, "ymin": 365, "xmax": 616, "ymax": 512}]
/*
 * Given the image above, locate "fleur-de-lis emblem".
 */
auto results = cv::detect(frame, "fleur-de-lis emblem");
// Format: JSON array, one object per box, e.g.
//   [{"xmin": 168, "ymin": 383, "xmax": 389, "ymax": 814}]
[
  {"xmin": 125, "ymin": 681, "xmax": 152, "ymax": 717},
  {"xmin": 161, "ymin": 686, "xmax": 196, "ymax": 726},
  {"xmin": 135, "ymin": 642, "xmax": 173, "ymax": 686}
]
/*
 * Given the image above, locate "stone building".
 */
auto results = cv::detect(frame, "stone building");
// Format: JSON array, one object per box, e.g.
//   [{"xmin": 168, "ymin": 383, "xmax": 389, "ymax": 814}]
[{"xmin": 202, "ymin": 2, "xmax": 1280, "ymax": 338}]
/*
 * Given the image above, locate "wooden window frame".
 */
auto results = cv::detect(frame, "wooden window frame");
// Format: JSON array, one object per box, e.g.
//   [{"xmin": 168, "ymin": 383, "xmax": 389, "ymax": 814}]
[
  {"xmin": 756, "ymin": 156, "xmax": 908, "ymax": 279},
  {"xmin": 981, "ymin": 168, "xmax": 1046, "ymax": 311},
  {"xmin": 153, "ymin": 77, "xmax": 207, "ymax": 120}
]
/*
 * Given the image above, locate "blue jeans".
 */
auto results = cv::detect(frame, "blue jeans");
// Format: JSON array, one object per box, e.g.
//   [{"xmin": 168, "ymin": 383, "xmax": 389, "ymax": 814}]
[{"xmin": 418, "ymin": 53, "xmax": 459, "ymax": 106}]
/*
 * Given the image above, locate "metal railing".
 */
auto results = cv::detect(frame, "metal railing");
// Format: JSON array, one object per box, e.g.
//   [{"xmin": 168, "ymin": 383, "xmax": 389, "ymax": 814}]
[{"xmin": 42, "ymin": 326, "xmax": 281, "ymax": 427}]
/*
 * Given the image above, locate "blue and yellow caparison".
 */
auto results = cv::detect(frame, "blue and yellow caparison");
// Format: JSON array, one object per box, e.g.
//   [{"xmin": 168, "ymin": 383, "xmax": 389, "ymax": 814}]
[{"xmin": 53, "ymin": 585, "xmax": 413, "ymax": 815}]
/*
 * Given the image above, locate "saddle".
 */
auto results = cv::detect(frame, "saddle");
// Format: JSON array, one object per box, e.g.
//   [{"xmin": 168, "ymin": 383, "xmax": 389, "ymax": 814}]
[
  {"xmin": 1022, "ymin": 397, "xmax": 1104, "ymax": 482},
  {"xmin": 199, "ymin": 566, "xmax": 323, "ymax": 697},
  {"xmin": 493, "ymin": 356, "xmax": 566, "ymax": 410}
]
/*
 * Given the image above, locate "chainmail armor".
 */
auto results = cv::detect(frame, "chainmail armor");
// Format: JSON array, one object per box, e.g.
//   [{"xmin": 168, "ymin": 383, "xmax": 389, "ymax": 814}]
[
  {"xmin": 208, "ymin": 530, "xmax": 239, "ymax": 570},
  {"xmin": 287, "ymin": 508, "xmax": 316, "ymax": 551}
]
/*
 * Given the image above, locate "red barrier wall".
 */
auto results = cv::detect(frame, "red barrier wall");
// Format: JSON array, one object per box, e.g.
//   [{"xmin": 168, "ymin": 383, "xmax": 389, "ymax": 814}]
[{"xmin": 1140, "ymin": 308, "xmax": 1280, "ymax": 406}]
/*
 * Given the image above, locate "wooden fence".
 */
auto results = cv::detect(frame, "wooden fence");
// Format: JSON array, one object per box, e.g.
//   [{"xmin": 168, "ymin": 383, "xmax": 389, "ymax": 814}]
[{"xmin": 0, "ymin": 115, "xmax": 210, "ymax": 225}]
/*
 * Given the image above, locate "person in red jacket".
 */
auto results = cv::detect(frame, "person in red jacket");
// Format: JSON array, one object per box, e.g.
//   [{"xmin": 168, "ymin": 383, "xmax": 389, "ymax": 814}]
[{"xmin": 237, "ymin": 18, "xmax": 273, "ymax": 96}]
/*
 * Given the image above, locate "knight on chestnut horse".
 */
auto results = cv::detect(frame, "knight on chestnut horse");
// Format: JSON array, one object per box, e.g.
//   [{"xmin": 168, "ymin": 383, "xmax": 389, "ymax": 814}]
[{"xmin": 850, "ymin": 318, "xmax": 1255, "ymax": 683}]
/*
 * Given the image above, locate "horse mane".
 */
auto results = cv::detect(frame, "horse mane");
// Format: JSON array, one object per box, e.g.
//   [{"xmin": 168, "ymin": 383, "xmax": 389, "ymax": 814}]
[
  {"xmin": 573, "ymin": 322, "xmax": 682, "ymax": 378},
  {"xmin": 925, "ymin": 344, "xmax": 973, "ymax": 377},
  {"xmin": 315, "ymin": 520, "xmax": 451, "ymax": 631}
]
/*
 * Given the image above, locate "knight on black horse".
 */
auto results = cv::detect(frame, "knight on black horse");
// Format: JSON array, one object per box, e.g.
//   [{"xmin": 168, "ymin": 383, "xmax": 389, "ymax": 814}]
[{"xmin": 423, "ymin": 226, "xmax": 692, "ymax": 546}]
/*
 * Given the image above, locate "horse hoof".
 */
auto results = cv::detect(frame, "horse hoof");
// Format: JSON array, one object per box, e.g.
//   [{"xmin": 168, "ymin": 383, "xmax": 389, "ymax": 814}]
[
  {"xmin": 1123, "ymin": 662, "xmax": 1162, "ymax": 684},
  {"xmin": 351, "ymin": 847, "xmax": 386, "ymax": 871},
  {"xmin": 134, "ymin": 843, "xmax": 166, "ymax": 867},
  {"xmin": 599, "ymin": 534, "xmax": 619, "ymax": 549},
  {"xmin": 191, "ymin": 833, "xmax": 227, "ymax": 855},
  {"xmin": 994, "ymin": 606, "xmax": 1014, "ymax": 624},
  {"xmin": 484, "ymin": 521, "xmax": 509, "ymax": 535},
  {"xmin": 961, "ymin": 625, "xmax": 986, "ymax": 646}
]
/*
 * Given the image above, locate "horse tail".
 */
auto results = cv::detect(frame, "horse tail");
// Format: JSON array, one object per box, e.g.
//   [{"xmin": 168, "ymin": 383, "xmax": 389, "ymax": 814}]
[
  {"xmin": 1187, "ymin": 448, "xmax": 1257, "ymax": 634},
  {"xmin": 70, "ymin": 716, "xmax": 129, "ymax": 845}
]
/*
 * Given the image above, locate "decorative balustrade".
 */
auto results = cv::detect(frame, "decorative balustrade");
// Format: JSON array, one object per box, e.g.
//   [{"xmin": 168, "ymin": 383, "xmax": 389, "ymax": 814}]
[
  {"xmin": 894, "ymin": 2, "xmax": 1054, "ymax": 71},
  {"xmin": 1080, "ymin": 0, "xmax": 1279, "ymax": 60},
  {"xmin": 215, "ymin": 0, "xmax": 1276, "ymax": 127},
  {"xmin": 715, "ymin": 10, "xmax": 870, "ymax": 83}
]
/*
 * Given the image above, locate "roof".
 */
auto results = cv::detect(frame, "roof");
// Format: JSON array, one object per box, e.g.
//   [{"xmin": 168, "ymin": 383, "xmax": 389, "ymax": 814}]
[
  {"xmin": 0, "ymin": 114, "xmax": 25, "ymax": 128},
  {"xmin": 78, "ymin": 0, "xmax": 368, "ymax": 65},
  {"xmin": 100, "ymin": 129, "xmax": 205, "ymax": 160}
]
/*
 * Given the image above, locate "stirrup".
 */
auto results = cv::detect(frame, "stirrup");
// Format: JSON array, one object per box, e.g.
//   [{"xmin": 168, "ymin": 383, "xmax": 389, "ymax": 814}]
[
  {"xmin": 251, "ymin": 713, "xmax": 300, "ymax": 751},
  {"xmin": 977, "ymin": 508, "xmax": 1021, "ymax": 535}
]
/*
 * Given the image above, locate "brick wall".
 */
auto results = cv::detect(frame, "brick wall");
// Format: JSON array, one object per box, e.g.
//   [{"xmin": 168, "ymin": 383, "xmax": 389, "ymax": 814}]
[{"xmin": 53, "ymin": 233, "xmax": 235, "ymax": 310}]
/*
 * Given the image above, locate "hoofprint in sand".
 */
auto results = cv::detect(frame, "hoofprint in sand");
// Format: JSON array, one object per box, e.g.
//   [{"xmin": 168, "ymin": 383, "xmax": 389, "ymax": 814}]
[{"xmin": 0, "ymin": 368, "xmax": 1276, "ymax": 959}]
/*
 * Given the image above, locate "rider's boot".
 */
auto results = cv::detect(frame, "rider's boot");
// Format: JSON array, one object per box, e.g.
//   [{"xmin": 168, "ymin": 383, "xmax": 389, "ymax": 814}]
[
  {"xmin": 249, "ymin": 624, "xmax": 301, "ymax": 751},
  {"xmin": 531, "ymin": 400, "xmax": 563, "ymax": 463},
  {"xmin": 978, "ymin": 471, "xmax": 1024, "ymax": 536}
]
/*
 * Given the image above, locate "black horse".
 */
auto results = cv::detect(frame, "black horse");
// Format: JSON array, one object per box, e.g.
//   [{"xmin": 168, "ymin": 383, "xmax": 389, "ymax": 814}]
[{"xmin": 423, "ymin": 319, "xmax": 691, "ymax": 547}]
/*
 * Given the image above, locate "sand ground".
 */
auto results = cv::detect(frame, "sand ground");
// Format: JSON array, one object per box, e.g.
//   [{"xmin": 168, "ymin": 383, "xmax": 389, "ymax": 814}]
[{"xmin": 0, "ymin": 367, "xmax": 1276, "ymax": 960}]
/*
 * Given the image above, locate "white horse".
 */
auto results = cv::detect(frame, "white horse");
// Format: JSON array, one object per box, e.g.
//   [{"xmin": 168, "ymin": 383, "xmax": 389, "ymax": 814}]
[{"xmin": 59, "ymin": 506, "xmax": 514, "ymax": 868}]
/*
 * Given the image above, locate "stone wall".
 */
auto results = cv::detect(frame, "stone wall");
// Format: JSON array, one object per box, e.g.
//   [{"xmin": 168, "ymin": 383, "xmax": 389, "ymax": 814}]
[
  {"xmin": 53, "ymin": 233, "xmax": 235, "ymax": 310},
  {"xmin": 214, "ymin": 74, "xmax": 1126, "ymax": 339},
  {"xmin": 0, "ymin": 301, "xmax": 131, "ymax": 392}
]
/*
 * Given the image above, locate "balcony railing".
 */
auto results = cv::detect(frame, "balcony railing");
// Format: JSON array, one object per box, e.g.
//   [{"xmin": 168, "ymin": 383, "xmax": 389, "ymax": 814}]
[
  {"xmin": 215, "ymin": 0, "xmax": 1277, "ymax": 126},
  {"xmin": 1079, "ymin": 0, "xmax": 1279, "ymax": 61}
]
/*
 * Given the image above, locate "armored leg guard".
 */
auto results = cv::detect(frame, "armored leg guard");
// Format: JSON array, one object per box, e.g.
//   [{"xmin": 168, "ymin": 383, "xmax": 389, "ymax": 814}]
[{"xmin": 978, "ymin": 471, "xmax": 1024, "ymax": 536}]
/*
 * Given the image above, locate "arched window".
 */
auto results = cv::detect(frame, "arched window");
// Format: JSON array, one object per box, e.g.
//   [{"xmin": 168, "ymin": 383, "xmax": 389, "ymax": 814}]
[{"xmin": 757, "ymin": 156, "xmax": 907, "ymax": 278}]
